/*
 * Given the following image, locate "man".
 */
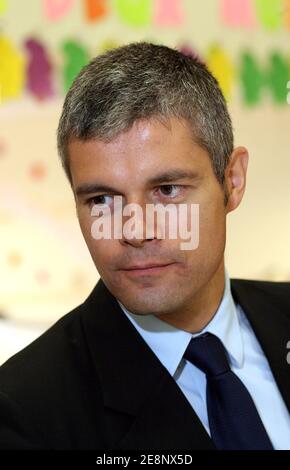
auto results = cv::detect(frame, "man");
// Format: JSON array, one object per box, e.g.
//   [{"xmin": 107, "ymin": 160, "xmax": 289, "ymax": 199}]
[{"xmin": 0, "ymin": 42, "xmax": 289, "ymax": 450}]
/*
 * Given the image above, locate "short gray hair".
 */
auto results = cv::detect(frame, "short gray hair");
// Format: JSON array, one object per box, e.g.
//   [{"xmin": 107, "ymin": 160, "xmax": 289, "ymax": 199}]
[{"xmin": 57, "ymin": 41, "xmax": 233, "ymax": 196}]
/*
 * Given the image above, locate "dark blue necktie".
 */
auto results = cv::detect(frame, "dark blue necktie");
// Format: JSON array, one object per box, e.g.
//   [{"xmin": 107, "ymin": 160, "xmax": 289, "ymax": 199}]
[{"xmin": 184, "ymin": 332, "xmax": 274, "ymax": 450}]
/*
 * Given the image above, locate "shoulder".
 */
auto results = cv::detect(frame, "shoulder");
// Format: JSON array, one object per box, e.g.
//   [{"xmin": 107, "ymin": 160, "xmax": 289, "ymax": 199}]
[
  {"xmin": 230, "ymin": 277, "xmax": 290, "ymax": 317},
  {"xmin": 0, "ymin": 302, "xmax": 84, "ymax": 384},
  {"xmin": 0, "ymin": 298, "xmax": 106, "ymax": 449},
  {"xmin": 0, "ymin": 278, "xmax": 113, "ymax": 413},
  {"xmin": 0, "ymin": 302, "xmax": 87, "ymax": 424},
  {"xmin": 231, "ymin": 277, "xmax": 290, "ymax": 295}
]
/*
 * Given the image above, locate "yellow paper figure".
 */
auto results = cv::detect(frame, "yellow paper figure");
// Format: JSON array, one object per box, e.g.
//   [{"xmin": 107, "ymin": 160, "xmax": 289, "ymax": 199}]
[
  {"xmin": 113, "ymin": 0, "xmax": 152, "ymax": 26},
  {"xmin": 255, "ymin": 0, "xmax": 282, "ymax": 31},
  {"xmin": 97, "ymin": 39, "xmax": 119, "ymax": 54},
  {"xmin": 206, "ymin": 45, "xmax": 235, "ymax": 101},
  {"xmin": 0, "ymin": 36, "xmax": 25, "ymax": 103},
  {"xmin": 0, "ymin": 0, "xmax": 7, "ymax": 15}
]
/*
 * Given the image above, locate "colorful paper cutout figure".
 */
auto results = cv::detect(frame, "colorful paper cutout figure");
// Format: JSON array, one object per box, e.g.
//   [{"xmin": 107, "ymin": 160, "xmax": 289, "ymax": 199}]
[
  {"xmin": 97, "ymin": 39, "xmax": 119, "ymax": 54},
  {"xmin": 29, "ymin": 162, "xmax": 48, "ymax": 181},
  {"xmin": 266, "ymin": 52, "xmax": 289, "ymax": 104},
  {"xmin": 178, "ymin": 43, "xmax": 204, "ymax": 63},
  {"xmin": 220, "ymin": 0, "xmax": 256, "ymax": 27},
  {"xmin": 154, "ymin": 0, "xmax": 184, "ymax": 26},
  {"xmin": 35, "ymin": 269, "xmax": 50, "ymax": 285},
  {"xmin": 0, "ymin": 139, "xmax": 6, "ymax": 156},
  {"xmin": 0, "ymin": 36, "xmax": 25, "ymax": 101},
  {"xmin": 206, "ymin": 45, "xmax": 235, "ymax": 100},
  {"xmin": 71, "ymin": 271, "xmax": 86, "ymax": 288},
  {"xmin": 61, "ymin": 40, "xmax": 89, "ymax": 92},
  {"xmin": 83, "ymin": 0, "xmax": 107, "ymax": 21},
  {"xmin": 254, "ymin": 0, "xmax": 282, "ymax": 30},
  {"xmin": 113, "ymin": 0, "xmax": 152, "ymax": 26},
  {"xmin": 240, "ymin": 51, "xmax": 265, "ymax": 105},
  {"xmin": 25, "ymin": 38, "xmax": 54, "ymax": 100},
  {"xmin": 0, "ymin": 0, "xmax": 7, "ymax": 15},
  {"xmin": 287, "ymin": 80, "xmax": 290, "ymax": 104},
  {"xmin": 43, "ymin": 0, "xmax": 74, "ymax": 21},
  {"xmin": 7, "ymin": 252, "xmax": 22, "ymax": 268},
  {"xmin": 285, "ymin": 0, "xmax": 290, "ymax": 31}
]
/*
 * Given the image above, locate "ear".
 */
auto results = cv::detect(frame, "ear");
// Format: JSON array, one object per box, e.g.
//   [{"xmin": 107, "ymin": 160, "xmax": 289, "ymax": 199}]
[{"xmin": 224, "ymin": 146, "xmax": 249, "ymax": 214}]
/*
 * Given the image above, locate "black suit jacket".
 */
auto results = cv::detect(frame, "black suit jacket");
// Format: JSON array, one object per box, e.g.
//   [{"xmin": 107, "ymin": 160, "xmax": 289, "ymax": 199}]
[{"xmin": 0, "ymin": 277, "xmax": 289, "ymax": 450}]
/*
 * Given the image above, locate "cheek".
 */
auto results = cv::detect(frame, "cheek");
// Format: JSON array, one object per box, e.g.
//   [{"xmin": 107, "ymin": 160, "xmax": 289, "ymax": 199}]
[
  {"xmin": 86, "ymin": 238, "xmax": 119, "ymax": 278},
  {"xmin": 79, "ymin": 216, "xmax": 95, "ymax": 250},
  {"xmin": 199, "ymin": 203, "xmax": 226, "ymax": 249},
  {"xmin": 77, "ymin": 211, "xmax": 107, "ymax": 260}
]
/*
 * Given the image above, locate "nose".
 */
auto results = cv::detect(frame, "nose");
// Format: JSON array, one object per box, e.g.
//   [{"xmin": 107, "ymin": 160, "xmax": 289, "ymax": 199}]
[
  {"xmin": 118, "ymin": 199, "xmax": 157, "ymax": 248},
  {"xmin": 121, "ymin": 236, "xmax": 156, "ymax": 248}
]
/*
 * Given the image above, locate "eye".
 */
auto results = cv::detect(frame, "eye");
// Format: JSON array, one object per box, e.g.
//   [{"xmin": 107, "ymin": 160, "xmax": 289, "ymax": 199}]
[
  {"xmin": 86, "ymin": 195, "xmax": 114, "ymax": 206},
  {"xmin": 158, "ymin": 185, "xmax": 183, "ymax": 198}
]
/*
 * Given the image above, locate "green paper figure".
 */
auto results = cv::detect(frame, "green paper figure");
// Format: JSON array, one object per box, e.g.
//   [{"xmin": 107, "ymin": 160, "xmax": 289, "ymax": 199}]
[
  {"xmin": 240, "ymin": 51, "xmax": 265, "ymax": 105},
  {"xmin": 266, "ymin": 52, "xmax": 290, "ymax": 104},
  {"xmin": 62, "ymin": 40, "xmax": 89, "ymax": 92}
]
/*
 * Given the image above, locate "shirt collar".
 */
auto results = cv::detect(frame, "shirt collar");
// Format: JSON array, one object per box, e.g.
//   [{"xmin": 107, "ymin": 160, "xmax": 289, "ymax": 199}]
[
  {"xmin": 196, "ymin": 269, "xmax": 244, "ymax": 369},
  {"xmin": 117, "ymin": 268, "xmax": 244, "ymax": 377}
]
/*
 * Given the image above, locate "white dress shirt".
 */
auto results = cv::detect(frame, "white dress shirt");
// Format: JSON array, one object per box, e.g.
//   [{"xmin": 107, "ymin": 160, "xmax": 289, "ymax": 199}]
[{"xmin": 118, "ymin": 269, "xmax": 290, "ymax": 450}]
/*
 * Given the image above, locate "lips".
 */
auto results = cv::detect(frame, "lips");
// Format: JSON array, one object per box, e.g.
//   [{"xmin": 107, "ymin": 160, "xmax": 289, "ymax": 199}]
[
  {"xmin": 120, "ymin": 262, "xmax": 176, "ymax": 277},
  {"xmin": 122, "ymin": 262, "xmax": 174, "ymax": 271}
]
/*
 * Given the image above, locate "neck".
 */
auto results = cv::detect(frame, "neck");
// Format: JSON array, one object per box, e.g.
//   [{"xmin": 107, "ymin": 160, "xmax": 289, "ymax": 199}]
[{"xmin": 156, "ymin": 260, "xmax": 226, "ymax": 334}]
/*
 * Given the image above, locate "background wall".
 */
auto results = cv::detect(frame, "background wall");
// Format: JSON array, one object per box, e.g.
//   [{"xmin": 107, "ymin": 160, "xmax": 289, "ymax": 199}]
[{"xmin": 0, "ymin": 0, "xmax": 290, "ymax": 362}]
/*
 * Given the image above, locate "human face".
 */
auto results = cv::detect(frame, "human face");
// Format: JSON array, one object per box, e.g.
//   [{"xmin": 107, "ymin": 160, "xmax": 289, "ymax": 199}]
[{"xmin": 68, "ymin": 117, "xmax": 231, "ymax": 323}]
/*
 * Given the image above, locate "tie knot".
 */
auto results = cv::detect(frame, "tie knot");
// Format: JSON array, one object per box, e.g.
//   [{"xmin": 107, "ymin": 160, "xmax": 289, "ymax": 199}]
[{"xmin": 184, "ymin": 332, "xmax": 230, "ymax": 377}]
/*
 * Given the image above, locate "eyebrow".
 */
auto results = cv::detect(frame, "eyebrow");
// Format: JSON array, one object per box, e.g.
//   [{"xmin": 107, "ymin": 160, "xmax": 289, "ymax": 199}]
[{"xmin": 75, "ymin": 169, "xmax": 200, "ymax": 197}]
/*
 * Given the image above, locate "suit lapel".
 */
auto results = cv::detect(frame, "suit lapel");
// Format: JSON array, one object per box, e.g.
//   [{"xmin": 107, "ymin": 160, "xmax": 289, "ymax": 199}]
[
  {"xmin": 230, "ymin": 278, "xmax": 290, "ymax": 414},
  {"xmin": 81, "ymin": 278, "xmax": 214, "ymax": 450}
]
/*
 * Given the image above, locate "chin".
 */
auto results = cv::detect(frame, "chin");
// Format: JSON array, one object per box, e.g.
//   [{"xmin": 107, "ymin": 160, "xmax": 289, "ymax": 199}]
[{"xmin": 118, "ymin": 291, "xmax": 182, "ymax": 317}]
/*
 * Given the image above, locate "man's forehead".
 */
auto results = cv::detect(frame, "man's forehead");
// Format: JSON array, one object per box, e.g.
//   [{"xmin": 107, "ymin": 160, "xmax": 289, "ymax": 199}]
[
  {"xmin": 67, "ymin": 117, "xmax": 210, "ymax": 190},
  {"xmin": 68, "ymin": 117, "xmax": 194, "ymax": 154}
]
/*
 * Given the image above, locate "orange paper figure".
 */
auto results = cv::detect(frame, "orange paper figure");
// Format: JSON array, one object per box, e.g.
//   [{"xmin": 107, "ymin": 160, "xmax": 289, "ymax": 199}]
[
  {"xmin": 285, "ymin": 0, "xmax": 290, "ymax": 31},
  {"xmin": 83, "ymin": 0, "xmax": 107, "ymax": 21}
]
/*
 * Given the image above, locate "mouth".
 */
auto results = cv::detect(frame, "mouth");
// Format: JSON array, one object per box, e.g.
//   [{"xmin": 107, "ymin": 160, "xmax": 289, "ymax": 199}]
[{"xmin": 120, "ymin": 262, "xmax": 176, "ymax": 277}]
